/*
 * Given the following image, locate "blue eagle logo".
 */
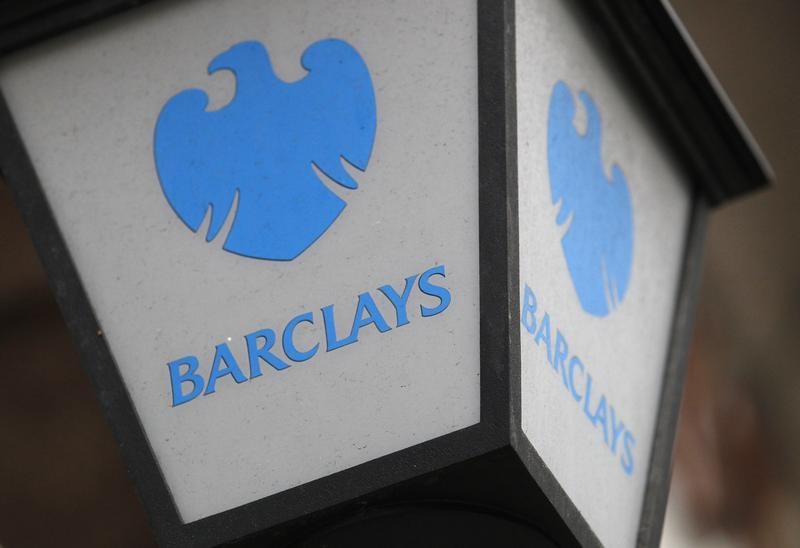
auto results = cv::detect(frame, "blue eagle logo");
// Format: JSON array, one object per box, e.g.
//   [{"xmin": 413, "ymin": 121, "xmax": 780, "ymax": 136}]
[
  {"xmin": 547, "ymin": 80, "xmax": 634, "ymax": 317},
  {"xmin": 154, "ymin": 39, "xmax": 376, "ymax": 260}
]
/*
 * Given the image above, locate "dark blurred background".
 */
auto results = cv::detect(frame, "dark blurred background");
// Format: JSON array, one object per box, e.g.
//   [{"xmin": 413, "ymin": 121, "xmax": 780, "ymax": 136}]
[
  {"xmin": 661, "ymin": 1, "xmax": 800, "ymax": 547},
  {"xmin": 1, "ymin": 1, "xmax": 798, "ymax": 547}
]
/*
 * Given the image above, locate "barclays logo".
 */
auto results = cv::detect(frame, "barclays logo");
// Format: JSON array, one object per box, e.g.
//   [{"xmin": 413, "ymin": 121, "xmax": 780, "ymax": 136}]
[
  {"xmin": 154, "ymin": 39, "xmax": 376, "ymax": 260},
  {"xmin": 547, "ymin": 81, "xmax": 634, "ymax": 317}
]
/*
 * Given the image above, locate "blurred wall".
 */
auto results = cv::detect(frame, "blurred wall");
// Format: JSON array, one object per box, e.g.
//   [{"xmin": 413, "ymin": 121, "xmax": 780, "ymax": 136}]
[
  {"xmin": 1, "ymin": 1, "xmax": 798, "ymax": 547},
  {"xmin": 665, "ymin": 1, "xmax": 800, "ymax": 547},
  {"xmin": 0, "ymin": 179, "xmax": 157, "ymax": 546}
]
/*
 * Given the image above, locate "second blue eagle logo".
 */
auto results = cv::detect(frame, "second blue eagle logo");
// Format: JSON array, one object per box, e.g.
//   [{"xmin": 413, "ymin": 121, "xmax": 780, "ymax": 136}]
[
  {"xmin": 154, "ymin": 39, "xmax": 376, "ymax": 260},
  {"xmin": 547, "ymin": 81, "xmax": 634, "ymax": 317}
]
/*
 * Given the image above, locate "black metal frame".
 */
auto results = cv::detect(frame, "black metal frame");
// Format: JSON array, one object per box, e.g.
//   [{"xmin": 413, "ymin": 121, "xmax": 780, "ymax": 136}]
[{"xmin": 0, "ymin": 1, "xmax": 768, "ymax": 547}]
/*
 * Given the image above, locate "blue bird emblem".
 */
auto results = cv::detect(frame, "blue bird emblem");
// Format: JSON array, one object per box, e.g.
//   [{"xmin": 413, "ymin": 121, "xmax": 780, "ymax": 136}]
[
  {"xmin": 547, "ymin": 80, "xmax": 634, "ymax": 317},
  {"xmin": 154, "ymin": 39, "xmax": 376, "ymax": 260}
]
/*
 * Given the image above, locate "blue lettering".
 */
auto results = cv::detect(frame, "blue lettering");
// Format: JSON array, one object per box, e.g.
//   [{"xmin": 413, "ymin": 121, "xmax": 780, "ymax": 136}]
[
  {"xmin": 534, "ymin": 312, "xmax": 553, "ymax": 364},
  {"xmin": 245, "ymin": 328, "xmax": 290, "ymax": 376},
  {"xmin": 521, "ymin": 285, "xmax": 538, "ymax": 334},
  {"xmin": 553, "ymin": 330, "xmax": 570, "ymax": 389},
  {"xmin": 349, "ymin": 292, "xmax": 392, "ymax": 341},
  {"xmin": 591, "ymin": 395, "xmax": 610, "ymax": 447},
  {"xmin": 282, "ymin": 312, "xmax": 319, "ymax": 362},
  {"xmin": 168, "ymin": 356, "xmax": 204, "ymax": 407},
  {"xmin": 621, "ymin": 431, "xmax": 636, "ymax": 475},
  {"xmin": 204, "ymin": 343, "xmax": 247, "ymax": 395},
  {"xmin": 418, "ymin": 265, "xmax": 452, "ymax": 317},
  {"xmin": 166, "ymin": 265, "xmax": 455, "ymax": 407},
  {"xmin": 378, "ymin": 274, "xmax": 418, "ymax": 327},
  {"xmin": 322, "ymin": 303, "xmax": 353, "ymax": 351},
  {"xmin": 520, "ymin": 281, "xmax": 639, "ymax": 478},
  {"xmin": 568, "ymin": 356, "xmax": 584, "ymax": 402}
]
